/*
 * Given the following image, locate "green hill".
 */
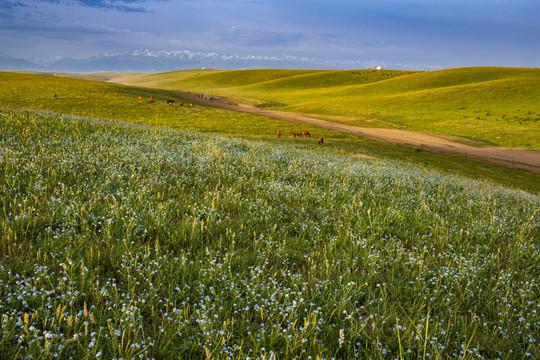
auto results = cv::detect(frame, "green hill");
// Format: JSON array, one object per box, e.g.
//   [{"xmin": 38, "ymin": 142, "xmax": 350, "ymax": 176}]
[
  {"xmin": 115, "ymin": 67, "xmax": 540, "ymax": 148},
  {"xmin": 1, "ymin": 72, "xmax": 539, "ymax": 358},
  {"xmin": 1, "ymin": 71, "xmax": 539, "ymax": 194}
]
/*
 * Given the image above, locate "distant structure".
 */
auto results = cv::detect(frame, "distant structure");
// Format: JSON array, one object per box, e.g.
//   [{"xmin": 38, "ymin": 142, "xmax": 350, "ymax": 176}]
[{"xmin": 376, "ymin": 66, "xmax": 382, "ymax": 70}]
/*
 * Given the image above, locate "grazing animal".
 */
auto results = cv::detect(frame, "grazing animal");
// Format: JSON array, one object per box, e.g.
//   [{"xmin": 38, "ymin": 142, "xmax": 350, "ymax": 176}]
[
  {"xmin": 300, "ymin": 130, "xmax": 311, "ymax": 137},
  {"xmin": 148, "ymin": 100, "xmax": 155, "ymax": 104},
  {"xmin": 296, "ymin": 132, "xmax": 300, "ymax": 137},
  {"xmin": 189, "ymin": 104, "xmax": 194, "ymax": 107},
  {"xmin": 178, "ymin": 102, "xmax": 184, "ymax": 106},
  {"xmin": 318, "ymin": 137, "xmax": 324, "ymax": 144},
  {"xmin": 289, "ymin": 132, "xmax": 296, "ymax": 137},
  {"xmin": 277, "ymin": 131, "xmax": 282, "ymax": 138},
  {"xmin": 167, "ymin": 100, "xmax": 175, "ymax": 105},
  {"xmin": 54, "ymin": 94, "xmax": 58, "ymax": 99}
]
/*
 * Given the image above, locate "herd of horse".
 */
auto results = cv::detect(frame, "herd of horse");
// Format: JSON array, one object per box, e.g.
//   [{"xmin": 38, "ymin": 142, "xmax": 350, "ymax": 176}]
[
  {"xmin": 133, "ymin": 95, "xmax": 324, "ymax": 144},
  {"xmin": 277, "ymin": 130, "xmax": 323, "ymax": 144},
  {"xmin": 137, "ymin": 96, "xmax": 194, "ymax": 107}
]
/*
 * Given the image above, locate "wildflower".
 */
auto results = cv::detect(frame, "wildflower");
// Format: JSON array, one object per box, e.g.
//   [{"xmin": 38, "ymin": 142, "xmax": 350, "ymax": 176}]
[{"xmin": 338, "ymin": 329, "xmax": 345, "ymax": 347}]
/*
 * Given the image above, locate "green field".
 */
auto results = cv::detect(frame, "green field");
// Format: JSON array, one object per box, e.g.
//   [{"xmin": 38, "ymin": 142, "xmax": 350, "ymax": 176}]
[
  {"xmin": 114, "ymin": 67, "xmax": 540, "ymax": 148},
  {"xmin": 1, "ymin": 71, "xmax": 539, "ymax": 194},
  {"xmin": 1, "ymin": 107, "xmax": 538, "ymax": 359},
  {"xmin": 0, "ymin": 70, "xmax": 539, "ymax": 359}
]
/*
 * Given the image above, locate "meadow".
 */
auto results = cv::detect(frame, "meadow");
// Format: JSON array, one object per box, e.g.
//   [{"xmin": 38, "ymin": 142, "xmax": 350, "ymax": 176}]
[
  {"xmin": 1, "ymin": 71, "xmax": 539, "ymax": 194},
  {"xmin": 115, "ymin": 67, "xmax": 540, "ymax": 148},
  {"xmin": 1, "ymin": 107, "xmax": 539, "ymax": 359}
]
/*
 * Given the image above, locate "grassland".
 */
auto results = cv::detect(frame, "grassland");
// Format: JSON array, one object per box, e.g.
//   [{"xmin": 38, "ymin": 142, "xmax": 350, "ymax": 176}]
[
  {"xmin": 1, "ymin": 71, "xmax": 539, "ymax": 194},
  {"xmin": 1, "ymin": 107, "xmax": 539, "ymax": 359},
  {"xmin": 114, "ymin": 67, "xmax": 540, "ymax": 148}
]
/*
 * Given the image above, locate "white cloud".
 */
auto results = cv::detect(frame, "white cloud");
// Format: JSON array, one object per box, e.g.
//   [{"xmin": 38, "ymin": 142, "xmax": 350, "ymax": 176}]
[{"xmin": 1, "ymin": 0, "xmax": 538, "ymax": 68}]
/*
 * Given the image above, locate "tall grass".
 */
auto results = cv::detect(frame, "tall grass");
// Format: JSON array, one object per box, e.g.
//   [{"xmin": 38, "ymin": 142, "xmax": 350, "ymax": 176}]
[{"xmin": 1, "ymin": 108, "xmax": 538, "ymax": 359}]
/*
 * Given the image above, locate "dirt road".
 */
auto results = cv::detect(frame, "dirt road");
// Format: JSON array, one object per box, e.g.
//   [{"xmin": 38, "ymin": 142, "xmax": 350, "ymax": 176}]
[{"xmin": 180, "ymin": 91, "xmax": 540, "ymax": 173}]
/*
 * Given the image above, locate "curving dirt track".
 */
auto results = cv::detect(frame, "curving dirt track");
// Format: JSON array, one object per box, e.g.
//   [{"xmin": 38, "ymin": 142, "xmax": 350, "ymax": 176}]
[{"xmin": 179, "ymin": 91, "xmax": 540, "ymax": 173}]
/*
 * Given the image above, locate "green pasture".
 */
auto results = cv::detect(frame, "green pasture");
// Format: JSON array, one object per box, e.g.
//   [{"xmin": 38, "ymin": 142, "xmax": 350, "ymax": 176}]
[
  {"xmin": 114, "ymin": 67, "xmax": 540, "ymax": 148},
  {"xmin": 1, "ymin": 108, "xmax": 538, "ymax": 359},
  {"xmin": 1, "ymin": 71, "xmax": 539, "ymax": 194}
]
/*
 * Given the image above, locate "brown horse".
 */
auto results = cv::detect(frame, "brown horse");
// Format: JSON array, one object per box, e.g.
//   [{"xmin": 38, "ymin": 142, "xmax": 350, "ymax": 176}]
[
  {"xmin": 318, "ymin": 137, "xmax": 324, "ymax": 144},
  {"xmin": 300, "ymin": 131, "xmax": 311, "ymax": 137},
  {"xmin": 277, "ymin": 131, "xmax": 282, "ymax": 138},
  {"xmin": 289, "ymin": 132, "xmax": 296, "ymax": 137},
  {"xmin": 148, "ymin": 100, "xmax": 155, "ymax": 104}
]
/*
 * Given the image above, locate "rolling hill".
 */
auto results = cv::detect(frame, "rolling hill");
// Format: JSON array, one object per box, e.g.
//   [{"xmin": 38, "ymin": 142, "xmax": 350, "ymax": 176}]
[
  {"xmin": 112, "ymin": 67, "xmax": 540, "ymax": 148},
  {"xmin": 0, "ymin": 70, "xmax": 539, "ymax": 358},
  {"xmin": 1, "ymin": 70, "xmax": 539, "ymax": 193}
]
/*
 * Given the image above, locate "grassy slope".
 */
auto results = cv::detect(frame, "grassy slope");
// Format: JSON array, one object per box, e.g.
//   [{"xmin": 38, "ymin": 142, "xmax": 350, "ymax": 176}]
[
  {"xmin": 0, "ymin": 71, "xmax": 296, "ymax": 135},
  {"xmin": 1, "ymin": 108, "xmax": 538, "ymax": 359},
  {"xmin": 1, "ymin": 71, "xmax": 539, "ymax": 194},
  {"xmin": 115, "ymin": 67, "xmax": 540, "ymax": 148}
]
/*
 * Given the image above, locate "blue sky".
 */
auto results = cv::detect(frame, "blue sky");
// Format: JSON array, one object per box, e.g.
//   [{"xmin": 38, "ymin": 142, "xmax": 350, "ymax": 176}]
[{"xmin": 1, "ymin": 0, "xmax": 539, "ymax": 69}]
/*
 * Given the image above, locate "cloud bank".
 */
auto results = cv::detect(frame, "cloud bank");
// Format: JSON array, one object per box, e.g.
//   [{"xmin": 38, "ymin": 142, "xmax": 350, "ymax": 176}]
[{"xmin": 1, "ymin": 0, "xmax": 538, "ymax": 70}]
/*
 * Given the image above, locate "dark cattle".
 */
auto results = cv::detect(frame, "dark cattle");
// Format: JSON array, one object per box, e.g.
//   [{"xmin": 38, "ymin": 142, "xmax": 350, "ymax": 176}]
[
  {"xmin": 300, "ymin": 131, "xmax": 311, "ymax": 137},
  {"xmin": 167, "ymin": 100, "xmax": 175, "ymax": 105},
  {"xmin": 318, "ymin": 137, "xmax": 324, "ymax": 144},
  {"xmin": 277, "ymin": 131, "xmax": 282, "ymax": 138}
]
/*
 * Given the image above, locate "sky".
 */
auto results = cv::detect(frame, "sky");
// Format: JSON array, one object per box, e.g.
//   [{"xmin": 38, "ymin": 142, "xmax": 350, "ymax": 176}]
[{"xmin": 0, "ymin": 0, "xmax": 539, "ymax": 70}]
